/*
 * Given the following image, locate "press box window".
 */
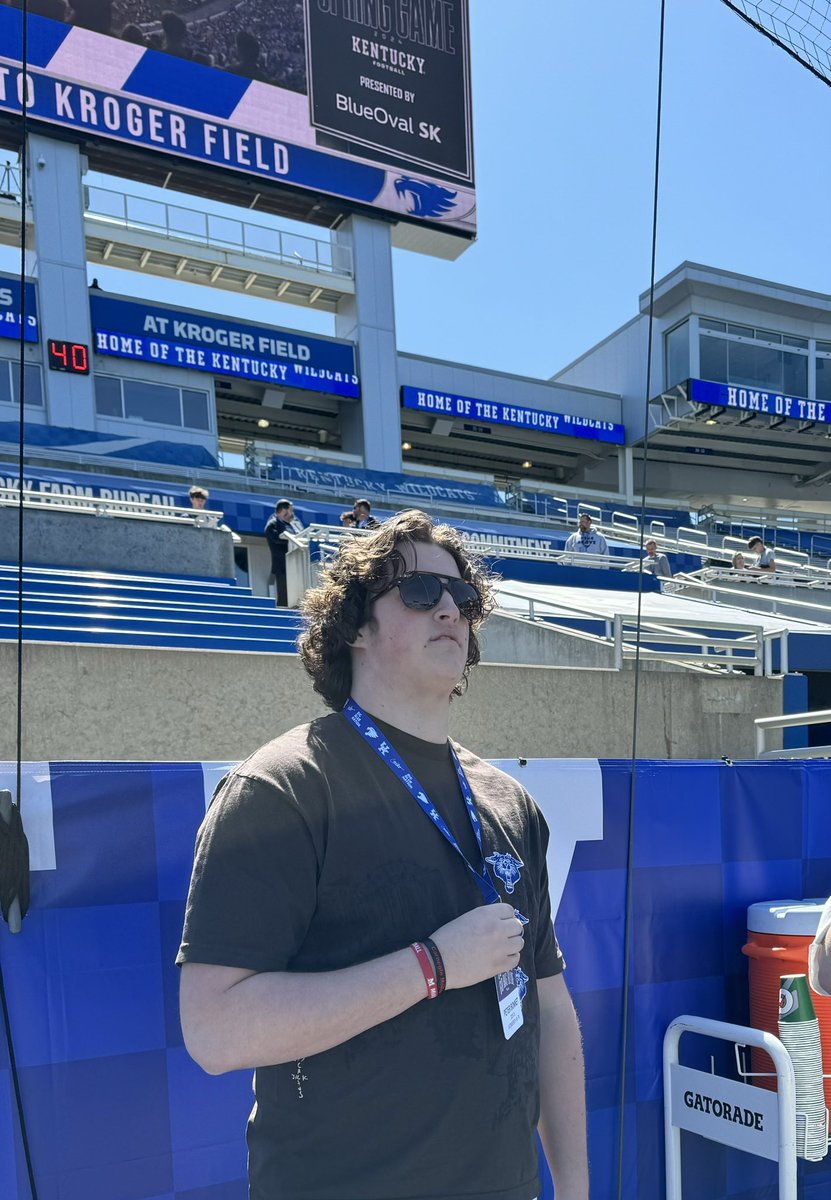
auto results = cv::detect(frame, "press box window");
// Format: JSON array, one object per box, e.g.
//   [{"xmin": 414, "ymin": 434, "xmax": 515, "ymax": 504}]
[
  {"xmin": 816, "ymin": 341, "xmax": 831, "ymax": 403},
  {"xmin": 0, "ymin": 360, "xmax": 44, "ymax": 407},
  {"xmin": 94, "ymin": 375, "xmax": 122, "ymax": 417},
  {"xmin": 124, "ymin": 379, "xmax": 181, "ymax": 426},
  {"xmin": 182, "ymin": 389, "xmax": 211, "ymax": 431},
  {"xmin": 664, "ymin": 321, "xmax": 690, "ymax": 389},
  {"xmin": 94, "ymin": 375, "xmax": 211, "ymax": 431},
  {"xmin": 698, "ymin": 320, "xmax": 808, "ymax": 396}
]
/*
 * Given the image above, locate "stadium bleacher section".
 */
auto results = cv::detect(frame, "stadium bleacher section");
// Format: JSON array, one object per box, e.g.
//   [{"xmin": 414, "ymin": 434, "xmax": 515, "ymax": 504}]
[{"xmin": 0, "ymin": 564, "xmax": 300, "ymax": 653}]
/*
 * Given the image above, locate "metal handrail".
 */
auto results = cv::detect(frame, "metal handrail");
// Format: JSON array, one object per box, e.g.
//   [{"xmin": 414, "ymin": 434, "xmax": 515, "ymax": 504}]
[
  {"xmin": 673, "ymin": 572, "xmax": 831, "ymax": 627},
  {"xmin": 699, "ymin": 498, "xmax": 831, "ymax": 537},
  {"xmin": 721, "ymin": 533, "xmax": 810, "ymax": 569},
  {"xmin": 0, "ymin": 162, "xmax": 21, "ymax": 201},
  {"xmin": 612, "ymin": 612, "xmax": 769, "ymax": 674},
  {"xmin": 294, "ymin": 523, "xmax": 638, "ymax": 567},
  {"xmin": 690, "ymin": 566, "xmax": 831, "ymax": 590},
  {"xmin": 0, "ymin": 485, "xmax": 223, "ymax": 526},
  {"xmin": 493, "ymin": 583, "xmax": 779, "ymax": 674},
  {"xmin": 755, "ymin": 707, "xmax": 831, "ymax": 757},
  {"xmin": 83, "ymin": 184, "xmax": 354, "ymax": 279}
]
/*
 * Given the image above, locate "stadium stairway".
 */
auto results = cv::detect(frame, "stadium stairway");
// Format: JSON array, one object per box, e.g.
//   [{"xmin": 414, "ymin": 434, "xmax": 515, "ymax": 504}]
[{"xmin": 0, "ymin": 563, "xmax": 301, "ymax": 653}]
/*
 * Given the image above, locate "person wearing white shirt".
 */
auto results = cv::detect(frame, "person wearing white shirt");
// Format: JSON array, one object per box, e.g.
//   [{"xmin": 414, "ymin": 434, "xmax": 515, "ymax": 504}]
[
  {"xmin": 748, "ymin": 536, "xmax": 776, "ymax": 572},
  {"xmin": 809, "ymin": 895, "xmax": 831, "ymax": 996}
]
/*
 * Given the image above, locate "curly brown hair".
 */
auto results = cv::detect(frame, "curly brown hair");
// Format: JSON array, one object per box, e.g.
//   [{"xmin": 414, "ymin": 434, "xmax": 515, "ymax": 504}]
[{"xmin": 299, "ymin": 509, "xmax": 496, "ymax": 711}]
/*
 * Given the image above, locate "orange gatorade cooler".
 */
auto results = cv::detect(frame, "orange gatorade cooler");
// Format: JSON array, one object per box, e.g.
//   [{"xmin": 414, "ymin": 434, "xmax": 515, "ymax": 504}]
[{"xmin": 742, "ymin": 899, "xmax": 831, "ymax": 1110}]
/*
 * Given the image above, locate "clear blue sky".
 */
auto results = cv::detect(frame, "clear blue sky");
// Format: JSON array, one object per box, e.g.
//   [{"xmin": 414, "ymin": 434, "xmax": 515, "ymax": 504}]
[{"xmin": 3, "ymin": 1, "xmax": 830, "ymax": 380}]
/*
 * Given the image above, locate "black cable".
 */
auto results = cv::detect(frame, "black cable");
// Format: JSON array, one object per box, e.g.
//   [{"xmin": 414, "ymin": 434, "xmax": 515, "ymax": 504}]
[
  {"xmin": 1, "ymin": 4, "xmax": 40, "ymax": 1198},
  {"xmin": 616, "ymin": 1, "xmax": 667, "ymax": 1197},
  {"xmin": 16, "ymin": 31, "xmax": 28, "ymax": 823}
]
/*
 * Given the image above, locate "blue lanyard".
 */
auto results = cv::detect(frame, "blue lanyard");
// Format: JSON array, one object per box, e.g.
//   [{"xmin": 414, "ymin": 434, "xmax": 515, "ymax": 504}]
[{"xmin": 342, "ymin": 698, "xmax": 501, "ymax": 906}]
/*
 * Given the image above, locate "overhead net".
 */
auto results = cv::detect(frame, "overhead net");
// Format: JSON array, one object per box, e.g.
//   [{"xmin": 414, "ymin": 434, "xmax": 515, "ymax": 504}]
[{"xmin": 721, "ymin": 1, "xmax": 831, "ymax": 84}]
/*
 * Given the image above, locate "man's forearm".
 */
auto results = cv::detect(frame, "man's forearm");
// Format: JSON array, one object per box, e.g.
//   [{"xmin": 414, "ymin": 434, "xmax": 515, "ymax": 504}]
[
  {"xmin": 537, "ymin": 974, "xmax": 589, "ymax": 1199},
  {"xmin": 181, "ymin": 902, "xmax": 526, "ymax": 1074},
  {"xmin": 181, "ymin": 949, "xmax": 427, "ymax": 1074}
]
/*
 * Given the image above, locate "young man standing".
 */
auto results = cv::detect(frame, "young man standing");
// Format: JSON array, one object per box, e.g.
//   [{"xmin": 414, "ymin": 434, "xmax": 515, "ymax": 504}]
[
  {"xmin": 642, "ymin": 539, "xmax": 672, "ymax": 579},
  {"xmin": 748, "ymin": 535, "xmax": 776, "ymax": 572},
  {"xmin": 178, "ymin": 510, "xmax": 589, "ymax": 1200},
  {"xmin": 264, "ymin": 498, "xmax": 295, "ymax": 606}
]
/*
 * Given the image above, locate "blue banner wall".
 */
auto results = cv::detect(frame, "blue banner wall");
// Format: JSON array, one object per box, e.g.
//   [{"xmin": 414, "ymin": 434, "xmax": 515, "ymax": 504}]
[
  {"xmin": 90, "ymin": 296, "xmax": 360, "ymax": 399},
  {"xmin": 691, "ymin": 378, "xmax": 831, "ymax": 428},
  {"xmin": 270, "ymin": 452, "xmax": 504, "ymax": 508},
  {"xmin": 0, "ymin": 275, "xmax": 38, "ymax": 343},
  {"xmin": 402, "ymin": 386, "xmax": 626, "ymax": 445},
  {"xmin": 2, "ymin": 758, "xmax": 831, "ymax": 1199}
]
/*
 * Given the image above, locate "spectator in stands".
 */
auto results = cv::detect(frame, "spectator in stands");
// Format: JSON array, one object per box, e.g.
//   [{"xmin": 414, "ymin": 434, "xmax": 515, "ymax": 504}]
[
  {"xmin": 810, "ymin": 895, "xmax": 831, "ymax": 997},
  {"xmin": 69, "ymin": 0, "xmax": 112, "ymax": 34},
  {"xmin": 28, "ymin": 0, "xmax": 68, "ymax": 19},
  {"xmin": 265, "ymin": 498, "xmax": 295, "ymax": 607},
  {"xmin": 731, "ymin": 552, "xmax": 746, "ymax": 570},
  {"xmin": 177, "ymin": 509, "xmax": 588, "ymax": 1200},
  {"xmin": 642, "ymin": 539, "xmax": 672, "ymax": 579},
  {"xmin": 354, "ymin": 498, "xmax": 380, "ymax": 529},
  {"xmin": 229, "ymin": 30, "xmax": 268, "ymax": 80},
  {"xmin": 161, "ymin": 10, "xmax": 192, "ymax": 58},
  {"xmin": 748, "ymin": 536, "xmax": 776, "ymax": 572},
  {"xmin": 121, "ymin": 22, "xmax": 148, "ymax": 45},
  {"xmin": 188, "ymin": 486, "xmax": 209, "ymax": 510},
  {"xmin": 340, "ymin": 510, "xmax": 356, "ymax": 528},
  {"xmin": 564, "ymin": 513, "xmax": 609, "ymax": 557}
]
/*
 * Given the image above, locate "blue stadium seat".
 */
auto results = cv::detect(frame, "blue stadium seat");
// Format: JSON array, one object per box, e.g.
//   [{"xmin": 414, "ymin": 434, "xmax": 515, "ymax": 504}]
[{"xmin": 0, "ymin": 563, "xmax": 301, "ymax": 653}]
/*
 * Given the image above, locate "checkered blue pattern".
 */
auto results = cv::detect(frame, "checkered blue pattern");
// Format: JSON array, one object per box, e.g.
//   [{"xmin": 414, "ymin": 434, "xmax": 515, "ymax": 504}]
[{"xmin": 2, "ymin": 758, "xmax": 831, "ymax": 1199}]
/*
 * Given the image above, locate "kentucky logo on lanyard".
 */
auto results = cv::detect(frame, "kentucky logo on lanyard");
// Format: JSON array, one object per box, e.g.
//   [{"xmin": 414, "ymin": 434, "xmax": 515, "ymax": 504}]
[
  {"xmin": 343, "ymin": 698, "xmax": 528, "ymax": 1039},
  {"xmin": 485, "ymin": 852, "xmax": 524, "ymax": 894}
]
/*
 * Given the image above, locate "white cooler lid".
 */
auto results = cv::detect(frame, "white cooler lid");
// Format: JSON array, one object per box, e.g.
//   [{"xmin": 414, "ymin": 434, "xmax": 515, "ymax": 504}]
[{"xmin": 747, "ymin": 899, "xmax": 828, "ymax": 936}]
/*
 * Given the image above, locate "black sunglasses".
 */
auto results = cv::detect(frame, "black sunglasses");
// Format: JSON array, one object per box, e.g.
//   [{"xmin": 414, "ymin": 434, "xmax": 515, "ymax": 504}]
[{"xmin": 373, "ymin": 571, "xmax": 483, "ymax": 618}]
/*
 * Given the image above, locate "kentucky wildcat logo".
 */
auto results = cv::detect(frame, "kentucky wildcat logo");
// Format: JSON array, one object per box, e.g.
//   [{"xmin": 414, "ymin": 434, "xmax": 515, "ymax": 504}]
[
  {"xmin": 394, "ymin": 177, "xmax": 458, "ymax": 218},
  {"xmin": 486, "ymin": 852, "xmax": 524, "ymax": 894}
]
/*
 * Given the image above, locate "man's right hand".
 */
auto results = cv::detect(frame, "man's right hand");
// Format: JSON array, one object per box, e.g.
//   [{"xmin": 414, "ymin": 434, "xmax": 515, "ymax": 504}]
[{"xmin": 430, "ymin": 903, "xmax": 525, "ymax": 990}]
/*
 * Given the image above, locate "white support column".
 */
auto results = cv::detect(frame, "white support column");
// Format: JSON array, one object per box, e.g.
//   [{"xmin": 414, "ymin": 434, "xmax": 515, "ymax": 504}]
[
  {"xmin": 334, "ymin": 214, "xmax": 401, "ymax": 472},
  {"xmin": 618, "ymin": 445, "xmax": 635, "ymax": 506},
  {"xmin": 27, "ymin": 133, "xmax": 95, "ymax": 430}
]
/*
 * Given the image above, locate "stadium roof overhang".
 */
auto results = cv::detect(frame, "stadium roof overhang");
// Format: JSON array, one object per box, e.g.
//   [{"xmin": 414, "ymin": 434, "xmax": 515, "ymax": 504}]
[
  {"xmin": 397, "ymin": 406, "xmax": 621, "ymax": 483},
  {"xmin": 643, "ymin": 379, "xmax": 831, "ymax": 491}
]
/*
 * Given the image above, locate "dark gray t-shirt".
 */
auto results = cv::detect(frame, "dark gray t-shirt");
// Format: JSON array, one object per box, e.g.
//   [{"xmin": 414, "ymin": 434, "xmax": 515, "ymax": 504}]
[{"xmin": 178, "ymin": 712, "xmax": 563, "ymax": 1200}]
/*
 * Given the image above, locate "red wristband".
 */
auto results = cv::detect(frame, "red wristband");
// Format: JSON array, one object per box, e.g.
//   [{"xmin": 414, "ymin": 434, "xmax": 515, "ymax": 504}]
[{"xmin": 411, "ymin": 941, "xmax": 439, "ymax": 1000}]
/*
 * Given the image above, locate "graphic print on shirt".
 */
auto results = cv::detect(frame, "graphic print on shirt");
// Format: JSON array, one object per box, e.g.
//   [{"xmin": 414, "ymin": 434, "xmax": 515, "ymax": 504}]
[{"xmin": 485, "ymin": 851, "xmax": 524, "ymax": 894}]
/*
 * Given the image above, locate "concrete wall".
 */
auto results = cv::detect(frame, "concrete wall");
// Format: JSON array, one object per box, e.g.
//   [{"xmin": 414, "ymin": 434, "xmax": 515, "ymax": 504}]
[
  {"xmin": 2, "ymin": 507, "xmax": 235, "ymax": 578},
  {"xmin": 480, "ymin": 613, "xmax": 618, "ymax": 668},
  {"xmin": 480, "ymin": 613, "xmax": 700, "ymax": 672},
  {"xmin": 3, "ymin": 643, "xmax": 783, "ymax": 762}
]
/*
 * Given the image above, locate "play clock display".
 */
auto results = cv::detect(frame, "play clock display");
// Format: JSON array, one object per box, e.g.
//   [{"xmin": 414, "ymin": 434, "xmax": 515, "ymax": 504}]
[{"xmin": 47, "ymin": 339, "xmax": 90, "ymax": 374}]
